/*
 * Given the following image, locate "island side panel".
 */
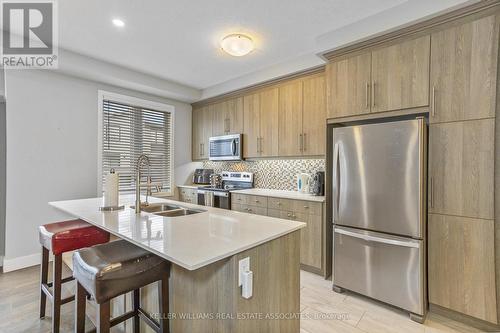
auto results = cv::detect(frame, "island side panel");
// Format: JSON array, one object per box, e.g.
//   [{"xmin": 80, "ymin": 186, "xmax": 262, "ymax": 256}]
[{"xmin": 169, "ymin": 230, "xmax": 301, "ymax": 333}]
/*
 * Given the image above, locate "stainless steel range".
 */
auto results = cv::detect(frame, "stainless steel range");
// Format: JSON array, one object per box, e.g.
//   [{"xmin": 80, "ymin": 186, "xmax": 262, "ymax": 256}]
[{"xmin": 197, "ymin": 171, "xmax": 253, "ymax": 209}]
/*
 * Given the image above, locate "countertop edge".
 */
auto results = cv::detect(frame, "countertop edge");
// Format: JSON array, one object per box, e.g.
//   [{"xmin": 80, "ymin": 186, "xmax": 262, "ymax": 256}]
[{"xmin": 48, "ymin": 200, "xmax": 306, "ymax": 271}]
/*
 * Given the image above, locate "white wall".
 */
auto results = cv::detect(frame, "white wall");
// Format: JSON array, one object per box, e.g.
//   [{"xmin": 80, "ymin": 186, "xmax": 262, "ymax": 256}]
[{"xmin": 3, "ymin": 69, "xmax": 197, "ymax": 271}]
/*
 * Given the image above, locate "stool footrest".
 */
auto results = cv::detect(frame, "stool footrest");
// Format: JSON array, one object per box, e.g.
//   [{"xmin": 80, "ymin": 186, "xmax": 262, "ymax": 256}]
[
  {"xmin": 41, "ymin": 282, "xmax": 75, "ymax": 305},
  {"xmin": 46, "ymin": 276, "xmax": 74, "ymax": 288},
  {"xmin": 84, "ymin": 307, "xmax": 162, "ymax": 333}
]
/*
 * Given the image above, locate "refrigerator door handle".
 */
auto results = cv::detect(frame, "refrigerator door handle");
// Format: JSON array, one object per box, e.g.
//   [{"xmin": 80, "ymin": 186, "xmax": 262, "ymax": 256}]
[
  {"xmin": 334, "ymin": 227, "xmax": 420, "ymax": 249},
  {"xmin": 332, "ymin": 143, "xmax": 340, "ymax": 223}
]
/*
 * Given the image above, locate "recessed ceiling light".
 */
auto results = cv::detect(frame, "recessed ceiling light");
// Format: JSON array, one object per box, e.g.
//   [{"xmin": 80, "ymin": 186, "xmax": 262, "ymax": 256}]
[
  {"xmin": 112, "ymin": 19, "xmax": 125, "ymax": 27},
  {"xmin": 220, "ymin": 34, "xmax": 254, "ymax": 57}
]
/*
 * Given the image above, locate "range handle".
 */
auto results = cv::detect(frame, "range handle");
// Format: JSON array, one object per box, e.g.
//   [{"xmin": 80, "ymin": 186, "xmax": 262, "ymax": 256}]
[{"xmin": 334, "ymin": 227, "xmax": 420, "ymax": 248}]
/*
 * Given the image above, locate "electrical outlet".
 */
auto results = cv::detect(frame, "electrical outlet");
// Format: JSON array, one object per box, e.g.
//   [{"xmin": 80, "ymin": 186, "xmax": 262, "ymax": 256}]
[{"xmin": 238, "ymin": 257, "xmax": 250, "ymax": 286}]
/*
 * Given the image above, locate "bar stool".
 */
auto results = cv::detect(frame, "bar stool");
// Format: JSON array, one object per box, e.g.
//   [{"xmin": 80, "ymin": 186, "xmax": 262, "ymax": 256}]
[
  {"xmin": 38, "ymin": 219, "xmax": 110, "ymax": 333},
  {"xmin": 72, "ymin": 239, "xmax": 170, "ymax": 333}
]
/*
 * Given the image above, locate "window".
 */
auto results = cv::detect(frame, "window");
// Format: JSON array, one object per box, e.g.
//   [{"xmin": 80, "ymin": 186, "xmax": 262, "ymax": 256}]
[{"xmin": 99, "ymin": 91, "xmax": 174, "ymax": 195}]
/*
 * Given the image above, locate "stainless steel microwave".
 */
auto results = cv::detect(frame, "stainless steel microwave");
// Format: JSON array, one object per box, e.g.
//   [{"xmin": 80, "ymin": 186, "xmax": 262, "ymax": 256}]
[{"xmin": 209, "ymin": 134, "xmax": 242, "ymax": 161}]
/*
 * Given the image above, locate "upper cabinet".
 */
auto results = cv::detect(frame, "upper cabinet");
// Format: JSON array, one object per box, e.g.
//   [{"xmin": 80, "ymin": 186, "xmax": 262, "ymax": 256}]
[
  {"xmin": 278, "ymin": 80, "xmax": 303, "ymax": 157},
  {"xmin": 326, "ymin": 35, "xmax": 431, "ymax": 118},
  {"xmin": 211, "ymin": 97, "xmax": 244, "ymax": 136},
  {"xmin": 371, "ymin": 36, "xmax": 430, "ymax": 113},
  {"xmin": 430, "ymin": 15, "xmax": 498, "ymax": 123},
  {"xmin": 192, "ymin": 106, "xmax": 212, "ymax": 160},
  {"xmin": 302, "ymin": 75, "xmax": 326, "ymax": 155},
  {"xmin": 326, "ymin": 53, "xmax": 371, "ymax": 118},
  {"xmin": 243, "ymin": 87, "xmax": 279, "ymax": 158}
]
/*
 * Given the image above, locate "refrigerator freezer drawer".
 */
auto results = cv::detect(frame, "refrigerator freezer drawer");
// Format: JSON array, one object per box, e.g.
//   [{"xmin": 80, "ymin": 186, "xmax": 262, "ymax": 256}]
[{"xmin": 333, "ymin": 226, "xmax": 425, "ymax": 315}]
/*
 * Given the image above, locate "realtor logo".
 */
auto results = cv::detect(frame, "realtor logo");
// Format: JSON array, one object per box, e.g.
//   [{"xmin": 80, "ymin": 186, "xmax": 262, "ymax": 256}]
[{"xmin": 1, "ymin": 0, "xmax": 58, "ymax": 68}]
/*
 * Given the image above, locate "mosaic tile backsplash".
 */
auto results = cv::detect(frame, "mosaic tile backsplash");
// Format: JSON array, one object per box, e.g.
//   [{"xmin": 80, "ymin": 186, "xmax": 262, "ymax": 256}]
[{"xmin": 202, "ymin": 159, "xmax": 326, "ymax": 191}]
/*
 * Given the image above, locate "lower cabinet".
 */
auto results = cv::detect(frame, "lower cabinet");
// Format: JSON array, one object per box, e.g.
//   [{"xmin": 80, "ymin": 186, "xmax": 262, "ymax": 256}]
[
  {"xmin": 178, "ymin": 187, "xmax": 198, "ymax": 204},
  {"xmin": 428, "ymin": 214, "xmax": 497, "ymax": 323},
  {"xmin": 232, "ymin": 193, "xmax": 324, "ymax": 274}
]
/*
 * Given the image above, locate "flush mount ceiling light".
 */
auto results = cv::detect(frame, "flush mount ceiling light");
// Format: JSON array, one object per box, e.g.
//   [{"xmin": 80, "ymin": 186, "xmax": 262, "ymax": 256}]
[
  {"xmin": 112, "ymin": 18, "xmax": 125, "ymax": 27},
  {"xmin": 220, "ymin": 34, "xmax": 254, "ymax": 57}
]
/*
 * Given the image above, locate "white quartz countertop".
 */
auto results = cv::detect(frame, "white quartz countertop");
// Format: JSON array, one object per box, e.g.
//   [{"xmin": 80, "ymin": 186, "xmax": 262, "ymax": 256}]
[
  {"xmin": 230, "ymin": 188, "xmax": 325, "ymax": 202},
  {"xmin": 49, "ymin": 195, "xmax": 305, "ymax": 271},
  {"xmin": 177, "ymin": 184, "xmax": 206, "ymax": 189}
]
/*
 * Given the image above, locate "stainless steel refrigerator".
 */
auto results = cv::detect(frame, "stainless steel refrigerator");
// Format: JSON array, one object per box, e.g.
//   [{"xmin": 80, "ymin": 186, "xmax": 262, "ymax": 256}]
[{"xmin": 332, "ymin": 118, "xmax": 427, "ymax": 322}]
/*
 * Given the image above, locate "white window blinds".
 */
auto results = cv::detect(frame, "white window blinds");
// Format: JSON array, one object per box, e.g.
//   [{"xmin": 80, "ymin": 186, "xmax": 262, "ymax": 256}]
[{"xmin": 102, "ymin": 99, "xmax": 172, "ymax": 193}]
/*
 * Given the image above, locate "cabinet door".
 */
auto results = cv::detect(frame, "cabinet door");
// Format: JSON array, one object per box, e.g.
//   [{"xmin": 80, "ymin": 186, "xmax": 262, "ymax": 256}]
[
  {"xmin": 192, "ymin": 107, "xmax": 210, "ymax": 160},
  {"xmin": 278, "ymin": 80, "xmax": 303, "ymax": 156},
  {"xmin": 210, "ymin": 101, "xmax": 226, "ymax": 136},
  {"xmin": 259, "ymin": 87, "xmax": 279, "ymax": 157},
  {"xmin": 226, "ymin": 97, "xmax": 244, "ymax": 134},
  {"xmin": 430, "ymin": 15, "xmax": 498, "ymax": 123},
  {"xmin": 326, "ymin": 53, "xmax": 371, "ymax": 118},
  {"xmin": 428, "ymin": 214, "xmax": 497, "ymax": 323},
  {"xmin": 429, "ymin": 119, "xmax": 494, "ymax": 219},
  {"xmin": 371, "ymin": 36, "xmax": 430, "ymax": 113},
  {"xmin": 243, "ymin": 93, "xmax": 260, "ymax": 158},
  {"xmin": 302, "ymin": 75, "xmax": 326, "ymax": 155},
  {"xmin": 298, "ymin": 213, "xmax": 322, "ymax": 270}
]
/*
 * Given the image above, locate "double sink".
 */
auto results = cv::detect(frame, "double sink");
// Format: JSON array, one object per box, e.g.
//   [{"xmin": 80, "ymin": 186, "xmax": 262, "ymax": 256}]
[{"xmin": 131, "ymin": 203, "xmax": 205, "ymax": 217}]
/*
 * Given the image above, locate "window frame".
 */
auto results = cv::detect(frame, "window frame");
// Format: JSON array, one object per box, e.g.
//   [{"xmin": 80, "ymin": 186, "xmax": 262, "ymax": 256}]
[{"xmin": 97, "ymin": 90, "xmax": 175, "ymax": 197}]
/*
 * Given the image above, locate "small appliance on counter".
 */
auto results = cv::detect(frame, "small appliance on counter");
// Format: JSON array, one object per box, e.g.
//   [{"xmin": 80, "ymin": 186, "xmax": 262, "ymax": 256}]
[
  {"xmin": 311, "ymin": 171, "xmax": 325, "ymax": 196},
  {"xmin": 297, "ymin": 173, "xmax": 311, "ymax": 193},
  {"xmin": 192, "ymin": 168, "xmax": 214, "ymax": 184},
  {"xmin": 197, "ymin": 171, "xmax": 253, "ymax": 209}
]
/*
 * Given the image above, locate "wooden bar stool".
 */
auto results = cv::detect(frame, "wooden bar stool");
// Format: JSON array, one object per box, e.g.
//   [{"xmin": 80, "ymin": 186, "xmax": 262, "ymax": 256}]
[
  {"xmin": 72, "ymin": 239, "xmax": 170, "ymax": 333},
  {"xmin": 38, "ymin": 219, "xmax": 110, "ymax": 333}
]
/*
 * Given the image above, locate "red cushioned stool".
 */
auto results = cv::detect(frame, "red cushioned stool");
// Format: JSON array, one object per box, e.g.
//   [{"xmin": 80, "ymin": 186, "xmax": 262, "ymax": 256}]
[{"xmin": 38, "ymin": 219, "xmax": 110, "ymax": 333}]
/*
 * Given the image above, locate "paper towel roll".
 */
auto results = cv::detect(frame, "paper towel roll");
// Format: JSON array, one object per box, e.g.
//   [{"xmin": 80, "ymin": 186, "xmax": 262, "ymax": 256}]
[{"xmin": 104, "ymin": 169, "xmax": 119, "ymax": 207}]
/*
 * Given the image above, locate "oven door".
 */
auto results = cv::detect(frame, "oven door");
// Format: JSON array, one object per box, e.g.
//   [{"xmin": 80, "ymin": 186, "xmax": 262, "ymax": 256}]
[
  {"xmin": 209, "ymin": 134, "xmax": 242, "ymax": 161},
  {"xmin": 197, "ymin": 190, "xmax": 230, "ymax": 209}
]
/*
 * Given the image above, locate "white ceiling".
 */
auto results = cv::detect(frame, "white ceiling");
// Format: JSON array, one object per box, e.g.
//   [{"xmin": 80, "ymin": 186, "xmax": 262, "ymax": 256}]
[{"xmin": 58, "ymin": 0, "xmax": 476, "ymax": 100}]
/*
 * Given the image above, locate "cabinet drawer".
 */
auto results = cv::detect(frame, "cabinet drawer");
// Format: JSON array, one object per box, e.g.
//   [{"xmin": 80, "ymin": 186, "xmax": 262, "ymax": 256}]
[
  {"xmin": 292, "ymin": 200, "xmax": 322, "ymax": 216},
  {"xmin": 267, "ymin": 209, "xmax": 282, "ymax": 218},
  {"xmin": 179, "ymin": 187, "xmax": 197, "ymax": 203},
  {"xmin": 268, "ymin": 197, "xmax": 292, "ymax": 211},
  {"xmin": 232, "ymin": 203, "xmax": 267, "ymax": 216},
  {"xmin": 246, "ymin": 195, "xmax": 268, "ymax": 208},
  {"xmin": 232, "ymin": 193, "xmax": 249, "ymax": 205}
]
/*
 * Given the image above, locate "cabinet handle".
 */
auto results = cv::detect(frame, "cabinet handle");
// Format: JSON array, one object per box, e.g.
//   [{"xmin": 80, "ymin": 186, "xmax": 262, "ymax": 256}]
[
  {"xmin": 199, "ymin": 143, "xmax": 202, "ymax": 157},
  {"xmin": 287, "ymin": 213, "xmax": 292, "ymax": 217},
  {"xmin": 260, "ymin": 137, "xmax": 263, "ymax": 153},
  {"xmin": 299, "ymin": 134, "xmax": 303, "ymax": 152},
  {"xmin": 431, "ymin": 86, "xmax": 436, "ymax": 117},
  {"xmin": 255, "ymin": 200, "xmax": 259, "ymax": 203},
  {"xmin": 366, "ymin": 82, "xmax": 370, "ymax": 109},
  {"xmin": 303, "ymin": 133, "xmax": 307, "ymax": 151},
  {"xmin": 430, "ymin": 177, "xmax": 434, "ymax": 208},
  {"xmin": 303, "ymin": 206, "xmax": 309, "ymax": 209},
  {"xmin": 256, "ymin": 137, "xmax": 260, "ymax": 153},
  {"xmin": 371, "ymin": 81, "xmax": 376, "ymax": 108}
]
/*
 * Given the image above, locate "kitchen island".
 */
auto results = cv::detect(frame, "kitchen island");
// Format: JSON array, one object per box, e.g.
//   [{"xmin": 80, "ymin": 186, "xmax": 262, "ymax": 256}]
[{"xmin": 50, "ymin": 194, "xmax": 305, "ymax": 332}]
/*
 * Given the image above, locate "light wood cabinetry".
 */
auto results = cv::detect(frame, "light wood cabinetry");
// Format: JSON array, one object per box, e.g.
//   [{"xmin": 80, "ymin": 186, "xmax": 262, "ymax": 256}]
[
  {"xmin": 231, "ymin": 193, "xmax": 324, "ymax": 274},
  {"xmin": 178, "ymin": 187, "xmax": 198, "ymax": 204},
  {"xmin": 327, "ymin": 35, "xmax": 430, "ymax": 118},
  {"xmin": 429, "ymin": 119, "xmax": 495, "ymax": 220},
  {"xmin": 429, "ymin": 214, "xmax": 497, "ymax": 323},
  {"xmin": 371, "ymin": 35, "xmax": 430, "ymax": 113},
  {"xmin": 278, "ymin": 75, "xmax": 327, "ymax": 156},
  {"xmin": 211, "ymin": 97, "xmax": 244, "ymax": 136},
  {"xmin": 302, "ymin": 75, "xmax": 326, "ymax": 155},
  {"xmin": 192, "ymin": 106, "xmax": 212, "ymax": 160},
  {"xmin": 259, "ymin": 87, "xmax": 280, "ymax": 157},
  {"xmin": 278, "ymin": 80, "xmax": 303, "ymax": 156},
  {"xmin": 243, "ymin": 87, "xmax": 280, "ymax": 158},
  {"xmin": 430, "ymin": 15, "xmax": 498, "ymax": 123},
  {"xmin": 242, "ymin": 93, "xmax": 260, "ymax": 158},
  {"xmin": 326, "ymin": 53, "xmax": 372, "ymax": 118}
]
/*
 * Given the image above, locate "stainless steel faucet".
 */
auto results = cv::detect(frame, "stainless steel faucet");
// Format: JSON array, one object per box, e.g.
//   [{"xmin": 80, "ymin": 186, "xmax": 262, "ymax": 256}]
[{"xmin": 135, "ymin": 154, "xmax": 151, "ymax": 213}]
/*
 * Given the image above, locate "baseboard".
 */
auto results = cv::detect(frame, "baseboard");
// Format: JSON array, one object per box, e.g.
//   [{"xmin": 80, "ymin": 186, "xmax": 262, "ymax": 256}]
[
  {"xmin": 429, "ymin": 303, "xmax": 500, "ymax": 331},
  {"xmin": 2, "ymin": 253, "xmax": 41, "ymax": 272}
]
